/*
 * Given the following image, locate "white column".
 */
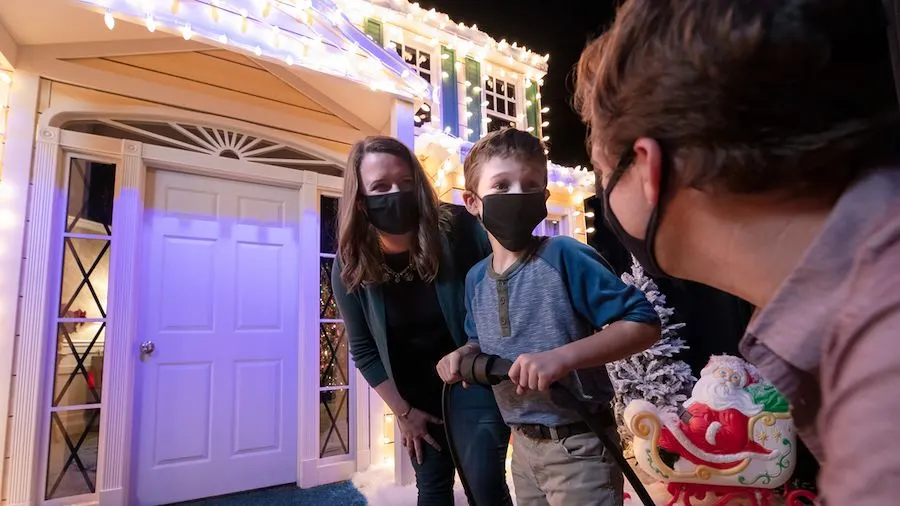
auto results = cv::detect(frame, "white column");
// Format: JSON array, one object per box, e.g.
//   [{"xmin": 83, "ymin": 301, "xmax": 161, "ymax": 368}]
[
  {"xmin": 385, "ymin": 98, "xmax": 417, "ymax": 487},
  {"xmin": 98, "ymin": 140, "xmax": 145, "ymax": 506},
  {"xmin": 0, "ymin": 70, "xmax": 39, "ymax": 499},
  {"xmin": 5, "ymin": 125, "xmax": 61, "ymax": 506},
  {"xmin": 297, "ymin": 171, "xmax": 320, "ymax": 488}
]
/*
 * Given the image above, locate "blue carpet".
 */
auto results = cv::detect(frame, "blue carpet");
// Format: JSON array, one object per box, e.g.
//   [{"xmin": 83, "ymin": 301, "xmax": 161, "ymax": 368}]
[{"xmin": 169, "ymin": 482, "xmax": 367, "ymax": 505}]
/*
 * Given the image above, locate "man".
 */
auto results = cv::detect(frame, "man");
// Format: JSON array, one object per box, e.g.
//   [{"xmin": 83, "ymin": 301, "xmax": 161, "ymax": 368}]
[{"xmin": 575, "ymin": 1, "xmax": 900, "ymax": 504}]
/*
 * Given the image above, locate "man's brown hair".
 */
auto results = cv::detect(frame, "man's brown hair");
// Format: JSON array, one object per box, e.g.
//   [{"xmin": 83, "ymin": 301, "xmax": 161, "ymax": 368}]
[
  {"xmin": 463, "ymin": 128, "xmax": 548, "ymax": 194},
  {"xmin": 575, "ymin": 0, "xmax": 900, "ymax": 197},
  {"xmin": 337, "ymin": 136, "xmax": 448, "ymax": 292}
]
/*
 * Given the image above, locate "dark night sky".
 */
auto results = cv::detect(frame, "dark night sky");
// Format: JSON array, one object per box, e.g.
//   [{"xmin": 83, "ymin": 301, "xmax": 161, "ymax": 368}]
[{"xmin": 419, "ymin": 0, "xmax": 617, "ymax": 167}]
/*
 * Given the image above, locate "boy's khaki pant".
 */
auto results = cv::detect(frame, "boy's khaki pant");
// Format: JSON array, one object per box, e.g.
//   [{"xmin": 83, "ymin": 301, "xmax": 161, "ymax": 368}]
[{"xmin": 510, "ymin": 427, "xmax": 625, "ymax": 506}]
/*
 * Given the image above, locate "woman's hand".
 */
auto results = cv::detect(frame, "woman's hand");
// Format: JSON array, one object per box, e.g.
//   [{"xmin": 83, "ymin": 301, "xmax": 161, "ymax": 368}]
[{"xmin": 397, "ymin": 408, "xmax": 443, "ymax": 465}]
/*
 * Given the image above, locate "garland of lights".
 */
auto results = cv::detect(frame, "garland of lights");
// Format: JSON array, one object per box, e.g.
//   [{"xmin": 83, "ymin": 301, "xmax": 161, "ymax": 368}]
[{"xmin": 80, "ymin": 0, "xmax": 431, "ymax": 99}]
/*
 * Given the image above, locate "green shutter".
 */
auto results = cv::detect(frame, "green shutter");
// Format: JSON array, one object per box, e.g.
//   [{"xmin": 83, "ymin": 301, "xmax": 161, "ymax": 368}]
[
  {"xmin": 464, "ymin": 57, "xmax": 482, "ymax": 140},
  {"xmin": 526, "ymin": 80, "xmax": 542, "ymax": 139},
  {"xmin": 440, "ymin": 46, "xmax": 459, "ymax": 137},
  {"xmin": 364, "ymin": 18, "xmax": 383, "ymax": 46}
]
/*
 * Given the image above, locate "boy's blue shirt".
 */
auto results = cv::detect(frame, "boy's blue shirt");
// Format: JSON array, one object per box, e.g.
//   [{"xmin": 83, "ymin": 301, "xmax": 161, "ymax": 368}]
[{"xmin": 464, "ymin": 235, "xmax": 659, "ymax": 426}]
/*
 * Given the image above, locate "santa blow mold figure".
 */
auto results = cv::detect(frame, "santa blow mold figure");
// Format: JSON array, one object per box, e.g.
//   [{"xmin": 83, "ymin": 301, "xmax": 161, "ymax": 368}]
[{"xmin": 624, "ymin": 355, "xmax": 807, "ymax": 506}]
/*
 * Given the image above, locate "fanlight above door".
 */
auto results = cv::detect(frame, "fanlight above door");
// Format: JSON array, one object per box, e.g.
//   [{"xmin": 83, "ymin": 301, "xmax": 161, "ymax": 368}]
[{"xmin": 63, "ymin": 119, "xmax": 345, "ymax": 176}]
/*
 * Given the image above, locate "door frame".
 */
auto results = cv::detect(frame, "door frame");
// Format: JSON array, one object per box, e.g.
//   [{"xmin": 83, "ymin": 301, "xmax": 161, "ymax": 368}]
[{"xmin": 9, "ymin": 122, "xmax": 358, "ymax": 506}]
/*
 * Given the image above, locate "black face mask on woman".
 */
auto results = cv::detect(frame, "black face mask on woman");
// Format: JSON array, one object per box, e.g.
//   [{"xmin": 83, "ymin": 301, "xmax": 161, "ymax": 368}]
[
  {"xmin": 479, "ymin": 191, "xmax": 548, "ymax": 252},
  {"xmin": 601, "ymin": 149, "xmax": 670, "ymax": 278},
  {"xmin": 365, "ymin": 190, "xmax": 419, "ymax": 235}
]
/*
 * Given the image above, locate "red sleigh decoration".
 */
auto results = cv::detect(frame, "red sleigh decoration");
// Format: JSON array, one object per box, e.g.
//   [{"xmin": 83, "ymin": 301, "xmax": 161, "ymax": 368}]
[{"xmin": 622, "ymin": 355, "xmax": 818, "ymax": 506}]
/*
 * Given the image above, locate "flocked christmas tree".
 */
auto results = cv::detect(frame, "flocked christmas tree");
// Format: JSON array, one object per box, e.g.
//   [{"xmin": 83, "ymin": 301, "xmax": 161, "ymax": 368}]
[{"xmin": 607, "ymin": 256, "xmax": 696, "ymax": 454}]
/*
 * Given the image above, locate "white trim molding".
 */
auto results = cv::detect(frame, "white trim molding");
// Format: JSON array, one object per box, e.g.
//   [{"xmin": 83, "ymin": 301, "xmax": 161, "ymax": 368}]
[
  {"xmin": 6, "ymin": 126, "xmax": 62, "ymax": 505},
  {"xmin": 0, "ymin": 71, "xmax": 40, "ymax": 497},
  {"xmin": 97, "ymin": 140, "xmax": 145, "ymax": 506}
]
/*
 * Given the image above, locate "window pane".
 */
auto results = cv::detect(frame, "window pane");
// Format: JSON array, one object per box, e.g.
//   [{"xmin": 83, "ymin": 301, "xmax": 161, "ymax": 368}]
[
  {"xmin": 45, "ymin": 409, "xmax": 100, "ymax": 500},
  {"xmin": 419, "ymin": 51, "xmax": 431, "ymax": 71},
  {"xmin": 507, "ymin": 102, "xmax": 517, "ymax": 118},
  {"xmin": 59, "ymin": 238, "xmax": 111, "ymax": 319},
  {"xmin": 403, "ymin": 46, "xmax": 416, "ymax": 65},
  {"xmin": 507, "ymin": 83, "xmax": 516, "ymax": 99},
  {"xmin": 319, "ymin": 258, "xmax": 340, "ymax": 319},
  {"xmin": 419, "ymin": 71, "xmax": 431, "ymax": 83},
  {"xmin": 391, "ymin": 41, "xmax": 402, "ymax": 58},
  {"xmin": 497, "ymin": 99, "xmax": 507, "ymax": 116},
  {"xmin": 320, "ymin": 323, "xmax": 349, "ymax": 387},
  {"xmin": 319, "ymin": 389, "xmax": 350, "ymax": 458},
  {"xmin": 66, "ymin": 159, "xmax": 116, "ymax": 235},
  {"xmin": 485, "ymin": 77, "xmax": 495, "ymax": 93},
  {"xmin": 320, "ymin": 195, "xmax": 339, "ymax": 254},
  {"xmin": 53, "ymin": 323, "xmax": 105, "ymax": 407},
  {"xmin": 486, "ymin": 94, "xmax": 495, "ymax": 112},
  {"xmin": 487, "ymin": 115, "xmax": 505, "ymax": 133}
]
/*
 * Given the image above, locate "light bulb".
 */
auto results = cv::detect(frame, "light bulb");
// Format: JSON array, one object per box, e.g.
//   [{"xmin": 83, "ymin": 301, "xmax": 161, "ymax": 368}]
[
  {"xmin": 585, "ymin": 212, "xmax": 595, "ymax": 218},
  {"xmin": 541, "ymin": 107, "xmax": 550, "ymax": 113},
  {"xmin": 586, "ymin": 227, "xmax": 596, "ymax": 234},
  {"xmin": 542, "ymin": 121, "xmax": 549, "ymax": 127},
  {"xmin": 145, "ymin": 14, "xmax": 156, "ymax": 33},
  {"xmin": 104, "ymin": 10, "xmax": 115, "ymax": 30},
  {"xmin": 0, "ymin": 72, "xmax": 11, "ymax": 84},
  {"xmin": 181, "ymin": 25, "xmax": 193, "ymax": 40}
]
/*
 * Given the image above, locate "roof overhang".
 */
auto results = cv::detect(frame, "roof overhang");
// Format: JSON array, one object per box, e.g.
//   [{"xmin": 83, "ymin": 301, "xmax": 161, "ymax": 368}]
[{"xmin": 76, "ymin": 0, "xmax": 432, "ymax": 101}]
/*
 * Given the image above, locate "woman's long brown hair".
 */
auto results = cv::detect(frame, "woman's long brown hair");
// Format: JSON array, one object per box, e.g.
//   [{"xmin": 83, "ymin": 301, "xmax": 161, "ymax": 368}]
[{"xmin": 337, "ymin": 136, "xmax": 448, "ymax": 292}]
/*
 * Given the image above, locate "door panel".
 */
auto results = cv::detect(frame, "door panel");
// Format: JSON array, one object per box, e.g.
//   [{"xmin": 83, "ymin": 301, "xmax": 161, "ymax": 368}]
[{"xmin": 136, "ymin": 170, "xmax": 300, "ymax": 505}]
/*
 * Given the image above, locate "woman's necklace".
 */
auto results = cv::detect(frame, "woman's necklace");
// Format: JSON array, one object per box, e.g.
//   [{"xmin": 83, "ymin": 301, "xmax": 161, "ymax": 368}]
[{"xmin": 381, "ymin": 261, "xmax": 415, "ymax": 283}]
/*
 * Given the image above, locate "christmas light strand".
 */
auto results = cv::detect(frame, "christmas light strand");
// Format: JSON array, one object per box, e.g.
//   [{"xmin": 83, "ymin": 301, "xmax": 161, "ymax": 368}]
[{"xmin": 79, "ymin": 0, "xmax": 431, "ymax": 99}]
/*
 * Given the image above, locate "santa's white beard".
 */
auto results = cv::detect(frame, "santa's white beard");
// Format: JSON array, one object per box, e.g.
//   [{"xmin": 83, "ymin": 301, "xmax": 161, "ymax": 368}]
[{"xmin": 685, "ymin": 375, "xmax": 764, "ymax": 416}]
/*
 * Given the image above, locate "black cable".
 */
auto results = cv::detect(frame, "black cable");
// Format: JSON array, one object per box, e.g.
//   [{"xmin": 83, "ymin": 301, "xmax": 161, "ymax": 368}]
[
  {"xmin": 551, "ymin": 385, "xmax": 656, "ymax": 506},
  {"xmin": 441, "ymin": 382, "xmax": 476, "ymax": 504}
]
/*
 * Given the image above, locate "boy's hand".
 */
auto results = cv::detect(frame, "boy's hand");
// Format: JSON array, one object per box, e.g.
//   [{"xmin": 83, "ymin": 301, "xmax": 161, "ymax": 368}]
[
  {"xmin": 436, "ymin": 350, "xmax": 464, "ymax": 385},
  {"xmin": 508, "ymin": 349, "xmax": 571, "ymax": 394},
  {"xmin": 436, "ymin": 344, "xmax": 480, "ymax": 386}
]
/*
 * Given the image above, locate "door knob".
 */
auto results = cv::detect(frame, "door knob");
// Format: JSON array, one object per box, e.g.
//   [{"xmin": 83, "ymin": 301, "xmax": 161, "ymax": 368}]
[{"xmin": 140, "ymin": 340, "xmax": 155, "ymax": 357}]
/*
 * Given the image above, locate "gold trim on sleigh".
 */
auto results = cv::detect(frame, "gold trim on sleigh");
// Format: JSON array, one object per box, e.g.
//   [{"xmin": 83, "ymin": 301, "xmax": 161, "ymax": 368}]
[{"xmin": 628, "ymin": 411, "xmax": 792, "ymax": 481}]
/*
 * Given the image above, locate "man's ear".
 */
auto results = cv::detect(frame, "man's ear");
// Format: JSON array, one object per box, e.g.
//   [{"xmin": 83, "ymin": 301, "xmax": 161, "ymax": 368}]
[
  {"xmin": 543, "ymin": 188, "xmax": 550, "ymax": 202},
  {"xmin": 632, "ymin": 137, "xmax": 664, "ymax": 207},
  {"xmin": 462, "ymin": 190, "xmax": 479, "ymax": 217}
]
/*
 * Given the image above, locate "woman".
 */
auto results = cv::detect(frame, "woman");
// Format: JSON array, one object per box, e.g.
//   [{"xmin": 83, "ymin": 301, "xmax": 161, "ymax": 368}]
[
  {"xmin": 331, "ymin": 136, "xmax": 511, "ymax": 506},
  {"xmin": 575, "ymin": 1, "xmax": 900, "ymax": 504}
]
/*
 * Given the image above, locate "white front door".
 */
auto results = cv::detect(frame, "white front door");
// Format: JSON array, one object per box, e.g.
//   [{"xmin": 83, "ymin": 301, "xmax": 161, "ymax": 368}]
[{"xmin": 135, "ymin": 169, "xmax": 300, "ymax": 505}]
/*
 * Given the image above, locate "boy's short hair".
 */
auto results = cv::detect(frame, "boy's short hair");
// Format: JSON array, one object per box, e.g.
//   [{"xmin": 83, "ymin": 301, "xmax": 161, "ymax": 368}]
[
  {"xmin": 463, "ymin": 128, "xmax": 548, "ymax": 194},
  {"xmin": 575, "ymin": 0, "xmax": 900, "ymax": 198}
]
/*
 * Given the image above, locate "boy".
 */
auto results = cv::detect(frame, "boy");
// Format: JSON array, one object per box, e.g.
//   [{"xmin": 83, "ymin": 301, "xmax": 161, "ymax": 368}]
[{"xmin": 436, "ymin": 128, "xmax": 660, "ymax": 506}]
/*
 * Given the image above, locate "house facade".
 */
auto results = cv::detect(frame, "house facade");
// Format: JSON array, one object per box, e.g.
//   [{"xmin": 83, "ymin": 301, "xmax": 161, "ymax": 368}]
[{"xmin": 0, "ymin": 1, "xmax": 595, "ymax": 505}]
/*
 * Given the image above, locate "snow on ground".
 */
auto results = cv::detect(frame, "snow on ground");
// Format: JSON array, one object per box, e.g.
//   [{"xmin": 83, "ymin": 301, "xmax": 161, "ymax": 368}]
[{"xmin": 352, "ymin": 457, "xmax": 517, "ymax": 506}]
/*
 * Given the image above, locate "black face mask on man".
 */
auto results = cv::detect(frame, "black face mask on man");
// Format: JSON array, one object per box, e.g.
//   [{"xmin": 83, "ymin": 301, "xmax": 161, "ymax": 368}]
[
  {"xmin": 364, "ymin": 190, "xmax": 419, "ymax": 235},
  {"xmin": 601, "ymin": 149, "xmax": 670, "ymax": 278},
  {"xmin": 479, "ymin": 191, "xmax": 548, "ymax": 252}
]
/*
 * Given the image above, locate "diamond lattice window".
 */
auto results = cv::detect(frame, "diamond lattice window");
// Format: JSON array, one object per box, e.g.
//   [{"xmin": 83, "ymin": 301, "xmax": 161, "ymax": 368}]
[
  {"xmin": 318, "ymin": 195, "xmax": 351, "ymax": 458},
  {"xmin": 46, "ymin": 158, "xmax": 116, "ymax": 500}
]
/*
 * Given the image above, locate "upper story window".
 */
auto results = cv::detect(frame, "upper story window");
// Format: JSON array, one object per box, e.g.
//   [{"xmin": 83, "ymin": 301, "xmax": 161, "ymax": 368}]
[
  {"xmin": 390, "ymin": 40, "xmax": 433, "ymax": 126},
  {"xmin": 485, "ymin": 76, "xmax": 517, "ymax": 133}
]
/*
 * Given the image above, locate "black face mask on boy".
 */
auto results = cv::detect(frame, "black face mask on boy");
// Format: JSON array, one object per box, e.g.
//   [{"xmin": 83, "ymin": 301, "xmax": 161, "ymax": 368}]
[
  {"xmin": 601, "ymin": 149, "xmax": 670, "ymax": 278},
  {"xmin": 479, "ymin": 191, "xmax": 548, "ymax": 252},
  {"xmin": 364, "ymin": 190, "xmax": 419, "ymax": 235}
]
